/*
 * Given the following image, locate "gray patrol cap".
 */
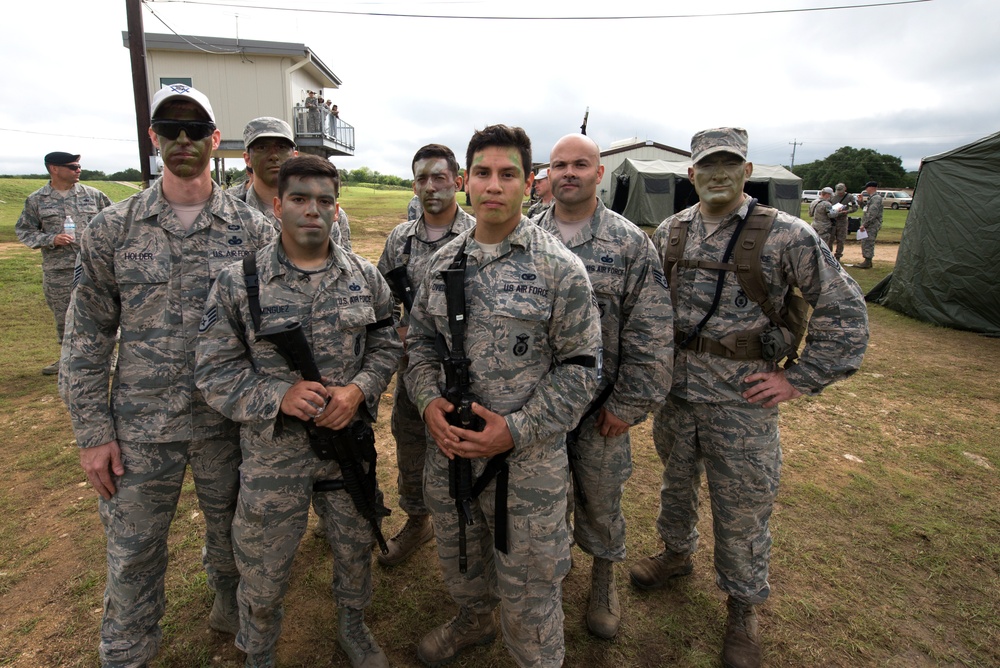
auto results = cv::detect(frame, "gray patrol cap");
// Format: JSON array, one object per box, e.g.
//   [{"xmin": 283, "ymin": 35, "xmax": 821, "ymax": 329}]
[
  {"xmin": 243, "ymin": 117, "xmax": 295, "ymax": 149},
  {"xmin": 690, "ymin": 127, "xmax": 748, "ymax": 164},
  {"xmin": 821, "ymin": 187, "xmax": 834, "ymax": 195}
]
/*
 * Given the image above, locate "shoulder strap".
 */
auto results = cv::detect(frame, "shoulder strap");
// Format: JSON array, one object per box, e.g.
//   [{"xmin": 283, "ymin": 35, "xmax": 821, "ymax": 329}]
[
  {"xmin": 243, "ymin": 254, "xmax": 261, "ymax": 332},
  {"xmin": 662, "ymin": 217, "xmax": 690, "ymax": 309},
  {"xmin": 731, "ymin": 205, "xmax": 788, "ymax": 332}
]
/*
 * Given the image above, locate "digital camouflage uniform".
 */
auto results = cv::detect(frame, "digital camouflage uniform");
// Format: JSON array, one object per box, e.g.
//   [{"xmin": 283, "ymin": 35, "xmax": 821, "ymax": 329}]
[
  {"xmin": 194, "ymin": 240, "xmax": 401, "ymax": 656},
  {"xmin": 405, "ymin": 217, "xmax": 602, "ymax": 667},
  {"xmin": 227, "ymin": 179, "xmax": 251, "ymax": 201},
  {"xmin": 241, "ymin": 184, "xmax": 280, "ymax": 229},
  {"xmin": 650, "ymin": 197, "xmax": 868, "ymax": 606},
  {"xmin": 337, "ymin": 206, "xmax": 353, "ymax": 252},
  {"xmin": 16, "ymin": 182, "xmax": 111, "ymax": 343},
  {"xmin": 808, "ymin": 198, "xmax": 835, "ymax": 251},
  {"xmin": 535, "ymin": 200, "xmax": 673, "ymax": 562},
  {"xmin": 526, "ymin": 199, "xmax": 552, "ymax": 220},
  {"xmin": 861, "ymin": 192, "xmax": 883, "ymax": 261},
  {"xmin": 59, "ymin": 181, "xmax": 276, "ymax": 668},
  {"xmin": 407, "ymin": 194, "xmax": 423, "ymax": 222},
  {"xmin": 376, "ymin": 207, "xmax": 475, "ymax": 517},
  {"xmin": 829, "ymin": 191, "xmax": 858, "ymax": 259}
]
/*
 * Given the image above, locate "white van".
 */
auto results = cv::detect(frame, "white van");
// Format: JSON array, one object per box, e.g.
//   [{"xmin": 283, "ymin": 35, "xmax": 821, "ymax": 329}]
[
  {"xmin": 878, "ymin": 190, "xmax": 913, "ymax": 210},
  {"xmin": 802, "ymin": 190, "xmax": 820, "ymax": 202}
]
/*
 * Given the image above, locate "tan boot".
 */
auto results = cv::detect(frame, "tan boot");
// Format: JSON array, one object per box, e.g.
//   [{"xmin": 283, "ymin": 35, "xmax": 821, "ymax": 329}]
[
  {"xmin": 377, "ymin": 514, "xmax": 434, "ymax": 567},
  {"xmin": 208, "ymin": 583, "xmax": 239, "ymax": 635},
  {"xmin": 629, "ymin": 549, "xmax": 693, "ymax": 590},
  {"xmin": 855, "ymin": 258, "xmax": 873, "ymax": 269},
  {"xmin": 338, "ymin": 607, "xmax": 389, "ymax": 668},
  {"xmin": 721, "ymin": 597, "xmax": 761, "ymax": 668},
  {"xmin": 417, "ymin": 607, "xmax": 496, "ymax": 666},
  {"xmin": 41, "ymin": 361, "xmax": 60, "ymax": 376},
  {"xmin": 587, "ymin": 558, "xmax": 621, "ymax": 639}
]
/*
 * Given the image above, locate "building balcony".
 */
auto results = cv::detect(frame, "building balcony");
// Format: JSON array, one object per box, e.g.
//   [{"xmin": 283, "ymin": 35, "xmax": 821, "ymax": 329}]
[{"xmin": 293, "ymin": 105, "xmax": 355, "ymax": 157}]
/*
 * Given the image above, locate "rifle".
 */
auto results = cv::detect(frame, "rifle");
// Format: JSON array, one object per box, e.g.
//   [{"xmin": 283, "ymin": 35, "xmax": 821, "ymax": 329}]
[
  {"xmin": 256, "ymin": 320, "xmax": 390, "ymax": 554},
  {"xmin": 383, "ymin": 265, "xmax": 414, "ymax": 314},
  {"xmin": 438, "ymin": 265, "xmax": 485, "ymax": 573}
]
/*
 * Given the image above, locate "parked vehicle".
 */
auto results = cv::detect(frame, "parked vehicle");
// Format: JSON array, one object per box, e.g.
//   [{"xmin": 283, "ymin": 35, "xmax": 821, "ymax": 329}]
[
  {"xmin": 802, "ymin": 190, "xmax": 820, "ymax": 202},
  {"xmin": 878, "ymin": 190, "xmax": 913, "ymax": 209}
]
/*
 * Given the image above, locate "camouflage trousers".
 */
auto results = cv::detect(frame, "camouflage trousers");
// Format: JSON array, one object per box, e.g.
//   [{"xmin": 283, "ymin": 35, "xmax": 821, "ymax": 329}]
[
  {"xmin": 569, "ymin": 413, "xmax": 633, "ymax": 562},
  {"xmin": 424, "ymin": 441, "xmax": 571, "ymax": 667},
  {"xmin": 97, "ymin": 430, "xmax": 241, "ymax": 668},
  {"xmin": 813, "ymin": 221, "xmax": 834, "ymax": 254},
  {"xmin": 653, "ymin": 394, "xmax": 781, "ymax": 606},
  {"xmin": 861, "ymin": 220, "xmax": 881, "ymax": 259},
  {"xmin": 42, "ymin": 266, "xmax": 74, "ymax": 345},
  {"xmin": 233, "ymin": 436, "xmax": 382, "ymax": 655},
  {"xmin": 833, "ymin": 218, "xmax": 849, "ymax": 258},
  {"xmin": 390, "ymin": 358, "xmax": 430, "ymax": 516}
]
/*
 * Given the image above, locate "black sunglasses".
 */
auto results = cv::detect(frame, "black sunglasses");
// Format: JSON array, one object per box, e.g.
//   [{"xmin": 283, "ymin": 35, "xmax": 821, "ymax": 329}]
[
  {"xmin": 151, "ymin": 119, "xmax": 216, "ymax": 141},
  {"xmin": 60, "ymin": 164, "xmax": 82, "ymax": 170}
]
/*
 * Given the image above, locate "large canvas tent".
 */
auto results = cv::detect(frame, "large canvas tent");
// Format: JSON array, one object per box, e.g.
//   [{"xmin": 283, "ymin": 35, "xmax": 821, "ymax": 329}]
[
  {"xmin": 607, "ymin": 158, "xmax": 802, "ymax": 227},
  {"xmin": 868, "ymin": 131, "xmax": 1000, "ymax": 335}
]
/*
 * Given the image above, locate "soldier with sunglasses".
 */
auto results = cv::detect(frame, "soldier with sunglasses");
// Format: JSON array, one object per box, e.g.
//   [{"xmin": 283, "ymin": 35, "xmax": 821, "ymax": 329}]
[
  {"xmin": 16, "ymin": 152, "xmax": 111, "ymax": 374},
  {"xmin": 59, "ymin": 84, "xmax": 276, "ymax": 668}
]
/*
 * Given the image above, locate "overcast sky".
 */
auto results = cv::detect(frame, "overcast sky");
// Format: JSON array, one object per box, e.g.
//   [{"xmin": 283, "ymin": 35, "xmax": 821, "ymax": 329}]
[{"xmin": 2, "ymin": 0, "xmax": 996, "ymax": 179}]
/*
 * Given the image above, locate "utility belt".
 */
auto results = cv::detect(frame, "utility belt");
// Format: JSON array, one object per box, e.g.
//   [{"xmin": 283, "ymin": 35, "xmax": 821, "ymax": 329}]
[{"xmin": 675, "ymin": 325, "xmax": 791, "ymax": 361}]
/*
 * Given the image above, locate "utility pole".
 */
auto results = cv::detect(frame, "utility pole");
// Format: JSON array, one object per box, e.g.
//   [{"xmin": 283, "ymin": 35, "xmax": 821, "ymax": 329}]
[
  {"xmin": 580, "ymin": 107, "xmax": 589, "ymax": 135},
  {"xmin": 789, "ymin": 139, "xmax": 803, "ymax": 173},
  {"xmin": 126, "ymin": 0, "xmax": 154, "ymax": 188}
]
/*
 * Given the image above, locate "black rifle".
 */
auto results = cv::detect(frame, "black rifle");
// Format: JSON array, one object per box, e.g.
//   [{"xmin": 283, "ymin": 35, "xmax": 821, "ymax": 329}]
[
  {"xmin": 438, "ymin": 265, "xmax": 485, "ymax": 573},
  {"xmin": 383, "ymin": 265, "xmax": 414, "ymax": 314},
  {"xmin": 256, "ymin": 320, "xmax": 390, "ymax": 554}
]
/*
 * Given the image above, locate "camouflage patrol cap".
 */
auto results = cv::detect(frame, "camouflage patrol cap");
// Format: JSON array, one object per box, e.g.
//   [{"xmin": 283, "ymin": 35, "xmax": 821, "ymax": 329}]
[
  {"xmin": 243, "ymin": 117, "xmax": 295, "ymax": 149},
  {"xmin": 690, "ymin": 127, "xmax": 748, "ymax": 164},
  {"xmin": 150, "ymin": 83, "xmax": 216, "ymax": 123}
]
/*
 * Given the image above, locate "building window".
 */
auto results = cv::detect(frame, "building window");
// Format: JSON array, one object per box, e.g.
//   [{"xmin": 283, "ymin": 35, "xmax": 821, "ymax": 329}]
[{"xmin": 159, "ymin": 77, "xmax": 193, "ymax": 88}]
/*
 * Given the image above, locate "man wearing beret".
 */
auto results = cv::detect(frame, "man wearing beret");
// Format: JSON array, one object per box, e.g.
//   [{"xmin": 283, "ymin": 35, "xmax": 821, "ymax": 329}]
[
  {"xmin": 60, "ymin": 84, "xmax": 276, "ymax": 667},
  {"xmin": 16, "ymin": 152, "xmax": 111, "ymax": 374},
  {"xmin": 631, "ymin": 127, "xmax": 870, "ymax": 667},
  {"xmin": 856, "ymin": 181, "xmax": 883, "ymax": 269}
]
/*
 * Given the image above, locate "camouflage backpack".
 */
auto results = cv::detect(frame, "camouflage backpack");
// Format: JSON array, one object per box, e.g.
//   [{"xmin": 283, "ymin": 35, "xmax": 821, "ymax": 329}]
[{"xmin": 662, "ymin": 201, "xmax": 809, "ymax": 368}]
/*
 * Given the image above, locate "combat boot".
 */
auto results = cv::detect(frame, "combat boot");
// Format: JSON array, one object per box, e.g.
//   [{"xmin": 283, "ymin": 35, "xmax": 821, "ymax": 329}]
[
  {"xmin": 629, "ymin": 548, "xmax": 693, "ymax": 590},
  {"xmin": 377, "ymin": 514, "xmax": 433, "ymax": 567},
  {"xmin": 337, "ymin": 607, "xmax": 389, "ymax": 668},
  {"xmin": 244, "ymin": 648, "xmax": 276, "ymax": 668},
  {"xmin": 41, "ymin": 361, "xmax": 60, "ymax": 376},
  {"xmin": 587, "ymin": 558, "xmax": 621, "ymax": 639},
  {"xmin": 855, "ymin": 258, "xmax": 873, "ymax": 269},
  {"xmin": 417, "ymin": 606, "xmax": 497, "ymax": 666},
  {"xmin": 721, "ymin": 596, "xmax": 761, "ymax": 668},
  {"xmin": 208, "ymin": 583, "xmax": 239, "ymax": 635}
]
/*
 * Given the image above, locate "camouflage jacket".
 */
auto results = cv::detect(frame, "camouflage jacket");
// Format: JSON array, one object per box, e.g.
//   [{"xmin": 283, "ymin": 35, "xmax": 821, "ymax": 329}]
[
  {"xmin": 376, "ymin": 207, "xmax": 475, "ymax": 328},
  {"xmin": 407, "ymin": 195, "xmax": 423, "ymax": 222},
  {"xmin": 404, "ymin": 217, "xmax": 602, "ymax": 453},
  {"xmin": 652, "ymin": 198, "xmax": 869, "ymax": 405},
  {"xmin": 194, "ymin": 241, "xmax": 401, "ymax": 444},
  {"xmin": 862, "ymin": 193, "xmax": 883, "ymax": 228},
  {"xmin": 337, "ymin": 206, "xmax": 352, "ymax": 252},
  {"xmin": 60, "ymin": 181, "xmax": 277, "ymax": 448},
  {"xmin": 242, "ymin": 184, "xmax": 280, "ymax": 229},
  {"xmin": 829, "ymin": 192, "xmax": 858, "ymax": 220},
  {"xmin": 809, "ymin": 199, "xmax": 834, "ymax": 226},
  {"xmin": 526, "ymin": 199, "xmax": 552, "ymax": 220},
  {"xmin": 535, "ymin": 200, "xmax": 673, "ymax": 424},
  {"xmin": 16, "ymin": 183, "xmax": 112, "ymax": 271}
]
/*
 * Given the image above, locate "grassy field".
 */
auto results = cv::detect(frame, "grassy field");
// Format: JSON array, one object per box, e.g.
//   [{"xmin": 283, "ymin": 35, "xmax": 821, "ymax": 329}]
[{"xmin": 0, "ymin": 184, "xmax": 996, "ymax": 667}]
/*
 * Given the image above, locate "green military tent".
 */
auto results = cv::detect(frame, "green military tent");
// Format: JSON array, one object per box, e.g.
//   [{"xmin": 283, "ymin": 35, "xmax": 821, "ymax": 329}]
[
  {"xmin": 868, "ymin": 131, "xmax": 1000, "ymax": 335},
  {"xmin": 607, "ymin": 158, "xmax": 803, "ymax": 227}
]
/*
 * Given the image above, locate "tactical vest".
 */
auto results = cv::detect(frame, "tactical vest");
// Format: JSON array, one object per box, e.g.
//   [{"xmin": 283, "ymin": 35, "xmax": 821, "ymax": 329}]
[{"xmin": 662, "ymin": 203, "xmax": 809, "ymax": 368}]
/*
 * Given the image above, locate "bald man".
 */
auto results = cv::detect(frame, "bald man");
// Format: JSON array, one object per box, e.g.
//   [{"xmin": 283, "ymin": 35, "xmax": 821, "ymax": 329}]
[{"xmin": 534, "ymin": 133, "xmax": 673, "ymax": 639}]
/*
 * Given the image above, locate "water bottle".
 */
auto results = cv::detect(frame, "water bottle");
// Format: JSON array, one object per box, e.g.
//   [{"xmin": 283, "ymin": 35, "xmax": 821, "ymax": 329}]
[{"xmin": 64, "ymin": 215, "xmax": 76, "ymax": 241}]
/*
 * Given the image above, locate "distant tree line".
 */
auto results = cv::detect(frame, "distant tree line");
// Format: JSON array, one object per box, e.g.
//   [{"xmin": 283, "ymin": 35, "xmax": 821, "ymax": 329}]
[
  {"xmin": 0, "ymin": 168, "xmax": 143, "ymax": 181},
  {"xmin": 791, "ymin": 146, "xmax": 916, "ymax": 191}
]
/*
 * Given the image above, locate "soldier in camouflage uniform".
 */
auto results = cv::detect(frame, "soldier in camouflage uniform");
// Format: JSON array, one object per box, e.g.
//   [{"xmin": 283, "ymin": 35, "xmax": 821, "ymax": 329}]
[
  {"xmin": 196, "ymin": 155, "xmax": 401, "ymax": 668},
  {"xmin": 535, "ymin": 133, "xmax": 673, "ymax": 639},
  {"xmin": 808, "ymin": 186, "xmax": 835, "ymax": 250},
  {"xmin": 16, "ymin": 151, "xmax": 111, "ymax": 374},
  {"xmin": 407, "ymin": 193, "xmax": 423, "ymax": 222},
  {"xmin": 856, "ymin": 180, "xmax": 883, "ymax": 269},
  {"xmin": 236, "ymin": 117, "xmax": 297, "ymax": 229},
  {"xmin": 375, "ymin": 144, "xmax": 475, "ymax": 567},
  {"xmin": 336, "ymin": 205, "xmax": 353, "ymax": 251},
  {"xmin": 59, "ymin": 84, "xmax": 276, "ymax": 668},
  {"xmin": 829, "ymin": 183, "xmax": 858, "ymax": 261},
  {"xmin": 406, "ymin": 125, "xmax": 602, "ymax": 667},
  {"xmin": 629, "ymin": 128, "xmax": 869, "ymax": 668},
  {"xmin": 526, "ymin": 167, "xmax": 553, "ymax": 219}
]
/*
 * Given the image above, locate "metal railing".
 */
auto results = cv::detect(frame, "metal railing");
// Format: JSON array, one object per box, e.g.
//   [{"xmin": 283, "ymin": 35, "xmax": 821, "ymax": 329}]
[{"xmin": 293, "ymin": 105, "xmax": 355, "ymax": 152}]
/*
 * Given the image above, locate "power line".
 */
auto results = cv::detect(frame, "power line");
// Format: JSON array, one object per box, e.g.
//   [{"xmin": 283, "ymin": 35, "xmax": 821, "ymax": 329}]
[
  {"xmin": 144, "ymin": 1, "xmax": 246, "ymax": 53},
  {"xmin": 0, "ymin": 127, "xmax": 137, "ymax": 143},
  {"xmin": 149, "ymin": 0, "xmax": 933, "ymax": 21}
]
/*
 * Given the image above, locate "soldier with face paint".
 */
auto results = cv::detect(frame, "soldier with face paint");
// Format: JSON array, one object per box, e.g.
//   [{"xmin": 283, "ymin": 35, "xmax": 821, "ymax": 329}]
[
  {"xmin": 59, "ymin": 84, "xmax": 276, "ymax": 668},
  {"xmin": 375, "ymin": 144, "xmax": 475, "ymax": 567},
  {"xmin": 631, "ymin": 127, "xmax": 869, "ymax": 668},
  {"xmin": 535, "ymin": 133, "xmax": 673, "ymax": 640},
  {"xmin": 405, "ymin": 125, "xmax": 602, "ymax": 667}
]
